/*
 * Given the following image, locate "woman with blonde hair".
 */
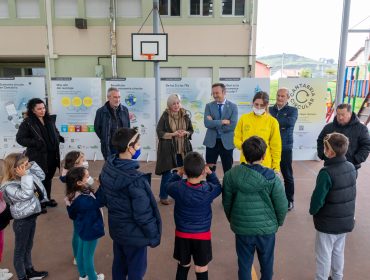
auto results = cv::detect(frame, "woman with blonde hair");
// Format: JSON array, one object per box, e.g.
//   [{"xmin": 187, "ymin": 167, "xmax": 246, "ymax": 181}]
[
  {"xmin": 155, "ymin": 94, "xmax": 194, "ymax": 205},
  {"xmin": 0, "ymin": 153, "xmax": 48, "ymax": 280}
]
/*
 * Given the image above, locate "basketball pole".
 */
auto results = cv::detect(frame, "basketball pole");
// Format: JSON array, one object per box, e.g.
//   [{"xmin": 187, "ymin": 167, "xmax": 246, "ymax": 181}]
[{"xmin": 153, "ymin": 0, "xmax": 161, "ymax": 123}]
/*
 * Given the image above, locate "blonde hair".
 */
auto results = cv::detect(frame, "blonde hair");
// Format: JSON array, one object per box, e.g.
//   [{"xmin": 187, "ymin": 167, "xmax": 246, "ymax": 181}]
[
  {"xmin": 167, "ymin": 94, "xmax": 181, "ymax": 109},
  {"xmin": 1, "ymin": 153, "xmax": 28, "ymax": 184}
]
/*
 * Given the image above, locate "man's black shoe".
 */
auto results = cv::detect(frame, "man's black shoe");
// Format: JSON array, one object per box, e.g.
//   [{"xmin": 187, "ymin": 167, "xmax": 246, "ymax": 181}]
[
  {"xmin": 288, "ymin": 201, "xmax": 294, "ymax": 211},
  {"xmin": 26, "ymin": 267, "xmax": 48, "ymax": 279},
  {"xmin": 45, "ymin": 199, "xmax": 58, "ymax": 207}
]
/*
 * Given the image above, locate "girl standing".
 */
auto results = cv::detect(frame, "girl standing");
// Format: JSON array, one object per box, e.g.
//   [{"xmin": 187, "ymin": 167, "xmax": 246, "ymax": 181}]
[
  {"xmin": 0, "ymin": 153, "xmax": 48, "ymax": 280},
  {"xmin": 65, "ymin": 167, "xmax": 104, "ymax": 280}
]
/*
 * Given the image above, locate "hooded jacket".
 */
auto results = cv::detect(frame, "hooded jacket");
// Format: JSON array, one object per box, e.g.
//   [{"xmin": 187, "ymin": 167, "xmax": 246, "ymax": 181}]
[
  {"xmin": 222, "ymin": 164, "xmax": 288, "ymax": 235},
  {"xmin": 317, "ymin": 112, "xmax": 370, "ymax": 169},
  {"xmin": 0, "ymin": 162, "xmax": 48, "ymax": 220},
  {"xmin": 96, "ymin": 156, "xmax": 161, "ymax": 248}
]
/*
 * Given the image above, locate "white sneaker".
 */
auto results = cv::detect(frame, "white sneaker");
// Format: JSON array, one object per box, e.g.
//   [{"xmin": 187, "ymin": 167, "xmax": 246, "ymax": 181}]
[
  {"xmin": 97, "ymin": 273, "xmax": 104, "ymax": 280},
  {"xmin": 73, "ymin": 258, "xmax": 77, "ymax": 265},
  {"xmin": 0, "ymin": 269, "xmax": 9, "ymax": 273},
  {"xmin": 0, "ymin": 271, "xmax": 13, "ymax": 280},
  {"xmin": 78, "ymin": 277, "xmax": 88, "ymax": 280}
]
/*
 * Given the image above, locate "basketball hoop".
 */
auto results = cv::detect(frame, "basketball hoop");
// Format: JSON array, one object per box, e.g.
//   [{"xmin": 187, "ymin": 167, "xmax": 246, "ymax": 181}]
[{"xmin": 141, "ymin": 53, "xmax": 155, "ymax": 60}]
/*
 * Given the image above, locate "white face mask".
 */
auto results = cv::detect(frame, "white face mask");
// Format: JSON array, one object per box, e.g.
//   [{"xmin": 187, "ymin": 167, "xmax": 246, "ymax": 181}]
[
  {"xmin": 86, "ymin": 176, "xmax": 94, "ymax": 186},
  {"xmin": 82, "ymin": 161, "xmax": 89, "ymax": 169},
  {"xmin": 253, "ymin": 107, "xmax": 265, "ymax": 116}
]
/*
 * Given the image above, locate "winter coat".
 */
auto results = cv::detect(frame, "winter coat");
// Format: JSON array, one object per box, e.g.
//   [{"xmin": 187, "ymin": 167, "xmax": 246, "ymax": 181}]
[
  {"xmin": 166, "ymin": 172, "xmax": 222, "ymax": 234},
  {"xmin": 16, "ymin": 115, "xmax": 64, "ymax": 173},
  {"xmin": 0, "ymin": 162, "xmax": 47, "ymax": 219},
  {"xmin": 94, "ymin": 102, "xmax": 130, "ymax": 159},
  {"xmin": 96, "ymin": 156, "xmax": 161, "ymax": 248},
  {"xmin": 270, "ymin": 104, "xmax": 298, "ymax": 151},
  {"xmin": 155, "ymin": 109, "xmax": 194, "ymax": 175},
  {"xmin": 317, "ymin": 112, "xmax": 370, "ymax": 169},
  {"xmin": 234, "ymin": 112, "xmax": 282, "ymax": 171},
  {"xmin": 222, "ymin": 163, "xmax": 288, "ymax": 236}
]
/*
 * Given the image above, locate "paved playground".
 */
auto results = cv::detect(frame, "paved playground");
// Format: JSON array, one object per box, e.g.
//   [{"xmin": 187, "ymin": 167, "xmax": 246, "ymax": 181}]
[{"xmin": 1, "ymin": 159, "xmax": 369, "ymax": 280}]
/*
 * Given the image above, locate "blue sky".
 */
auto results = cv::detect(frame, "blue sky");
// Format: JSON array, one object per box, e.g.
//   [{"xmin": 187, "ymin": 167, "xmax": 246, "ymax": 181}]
[{"xmin": 256, "ymin": 0, "xmax": 369, "ymax": 60}]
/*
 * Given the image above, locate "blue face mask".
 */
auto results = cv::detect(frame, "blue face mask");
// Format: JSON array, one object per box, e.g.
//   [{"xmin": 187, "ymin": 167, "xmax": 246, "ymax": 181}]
[{"xmin": 132, "ymin": 147, "xmax": 141, "ymax": 159}]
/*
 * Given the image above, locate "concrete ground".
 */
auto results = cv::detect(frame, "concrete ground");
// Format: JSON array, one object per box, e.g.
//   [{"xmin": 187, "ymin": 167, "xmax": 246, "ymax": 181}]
[{"xmin": 1, "ymin": 159, "xmax": 369, "ymax": 280}]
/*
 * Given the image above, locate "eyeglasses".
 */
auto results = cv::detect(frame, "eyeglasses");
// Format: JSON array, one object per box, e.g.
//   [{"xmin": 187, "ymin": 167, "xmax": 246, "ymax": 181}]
[
  {"xmin": 323, "ymin": 134, "xmax": 334, "ymax": 152},
  {"xmin": 127, "ymin": 127, "xmax": 140, "ymax": 148}
]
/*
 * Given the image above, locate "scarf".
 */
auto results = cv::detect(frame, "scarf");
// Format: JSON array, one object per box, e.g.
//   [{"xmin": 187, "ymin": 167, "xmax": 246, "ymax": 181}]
[{"xmin": 168, "ymin": 108, "xmax": 187, "ymax": 156}]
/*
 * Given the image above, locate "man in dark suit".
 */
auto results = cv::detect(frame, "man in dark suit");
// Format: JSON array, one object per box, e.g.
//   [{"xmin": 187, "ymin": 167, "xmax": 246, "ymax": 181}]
[{"xmin": 203, "ymin": 83, "xmax": 238, "ymax": 173}]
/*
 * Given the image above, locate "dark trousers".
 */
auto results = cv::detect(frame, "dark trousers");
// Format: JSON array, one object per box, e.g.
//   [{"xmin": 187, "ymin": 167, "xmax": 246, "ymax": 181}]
[
  {"xmin": 13, "ymin": 216, "xmax": 37, "ymax": 279},
  {"xmin": 112, "ymin": 241, "xmax": 147, "ymax": 280},
  {"xmin": 235, "ymin": 234, "xmax": 275, "ymax": 280},
  {"xmin": 43, "ymin": 153, "xmax": 58, "ymax": 200},
  {"xmin": 205, "ymin": 139, "xmax": 233, "ymax": 173},
  {"xmin": 280, "ymin": 150, "xmax": 294, "ymax": 202},
  {"xmin": 159, "ymin": 154, "xmax": 183, "ymax": 200}
]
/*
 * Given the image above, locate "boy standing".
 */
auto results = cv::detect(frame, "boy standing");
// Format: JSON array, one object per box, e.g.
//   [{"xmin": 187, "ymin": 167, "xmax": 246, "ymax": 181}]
[
  {"xmin": 310, "ymin": 132, "xmax": 356, "ymax": 280},
  {"xmin": 167, "ymin": 152, "xmax": 222, "ymax": 280},
  {"xmin": 222, "ymin": 136, "xmax": 288, "ymax": 280},
  {"xmin": 96, "ymin": 127, "xmax": 162, "ymax": 280}
]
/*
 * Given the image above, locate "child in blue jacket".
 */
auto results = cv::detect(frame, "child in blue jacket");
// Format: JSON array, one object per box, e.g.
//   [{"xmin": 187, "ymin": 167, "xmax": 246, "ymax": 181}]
[{"xmin": 167, "ymin": 151, "xmax": 222, "ymax": 280}]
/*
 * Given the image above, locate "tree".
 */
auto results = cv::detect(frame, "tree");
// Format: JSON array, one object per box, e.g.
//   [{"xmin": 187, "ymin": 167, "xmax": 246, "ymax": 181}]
[
  {"xmin": 325, "ymin": 68, "xmax": 337, "ymax": 76},
  {"xmin": 300, "ymin": 68, "xmax": 312, "ymax": 78}
]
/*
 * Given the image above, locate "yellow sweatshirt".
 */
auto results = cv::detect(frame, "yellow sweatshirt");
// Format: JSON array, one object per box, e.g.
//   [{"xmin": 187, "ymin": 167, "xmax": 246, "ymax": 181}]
[{"xmin": 234, "ymin": 112, "xmax": 282, "ymax": 171}]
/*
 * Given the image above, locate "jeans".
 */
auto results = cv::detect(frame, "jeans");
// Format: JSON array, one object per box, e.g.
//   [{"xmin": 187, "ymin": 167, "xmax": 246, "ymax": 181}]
[
  {"xmin": 76, "ymin": 239, "xmax": 98, "ymax": 280},
  {"xmin": 112, "ymin": 241, "xmax": 147, "ymax": 280},
  {"xmin": 315, "ymin": 231, "xmax": 346, "ymax": 280},
  {"xmin": 280, "ymin": 150, "xmax": 294, "ymax": 202},
  {"xmin": 159, "ymin": 154, "xmax": 183, "ymax": 200},
  {"xmin": 235, "ymin": 234, "xmax": 275, "ymax": 280},
  {"xmin": 13, "ymin": 216, "xmax": 37, "ymax": 279},
  {"xmin": 205, "ymin": 139, "xmax": 234, "ymax": 173}
]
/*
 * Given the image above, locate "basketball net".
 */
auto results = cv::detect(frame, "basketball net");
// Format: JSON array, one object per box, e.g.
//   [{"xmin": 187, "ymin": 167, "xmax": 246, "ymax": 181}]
[{"xmin": 141, "ymin": 53, "xmax": 155, "ymax": 60}]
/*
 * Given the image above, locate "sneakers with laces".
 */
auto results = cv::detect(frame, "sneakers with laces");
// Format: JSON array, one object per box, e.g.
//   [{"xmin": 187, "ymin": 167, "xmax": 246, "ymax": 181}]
[
  {"xmin": 26, "ymin": 267, "xmax": 48, "ymax": 279},
  {"xmin": 0, "ymin": 271, "xmax": 13, "ymax": 280}
]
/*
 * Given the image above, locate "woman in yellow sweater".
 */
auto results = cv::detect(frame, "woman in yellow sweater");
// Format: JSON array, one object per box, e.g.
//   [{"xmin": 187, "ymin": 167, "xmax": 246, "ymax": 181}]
[{"xmin": 234, "ymin": 91, "xmax": 282, "ymax": 171}]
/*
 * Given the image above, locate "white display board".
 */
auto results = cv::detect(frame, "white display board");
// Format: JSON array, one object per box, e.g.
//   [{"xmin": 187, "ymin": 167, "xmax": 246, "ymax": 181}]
[
  {"xmin": 221, "ymin": 78, "xmax": 270, "ymax": 161},
  {"xmin": 160, "ymin": 78, "xmax": 212, "ymax": 156},
  {"xmin": 0, "ymin": 77, "xmax": 46, "ymax": 158},
  {"xmin": 106, "ymin": 78, "xmax": 156, "ymax": 161},
  {"xmin": 50, "ymin": 77, "xmax": 103, "ymax": 160},
  {"xmin": 279, "ymin": 78, "xmax": 327, "ymax": 160}
]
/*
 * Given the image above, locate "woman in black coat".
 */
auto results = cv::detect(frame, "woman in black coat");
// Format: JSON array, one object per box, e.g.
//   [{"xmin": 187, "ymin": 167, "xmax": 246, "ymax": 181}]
[
  {"xmin": 16, "ymin": 98, "xmax": 64, "ymax": 210},
  {"xmin": 155, "ymin": 94, "xmax": 193, "ymax": 205}
]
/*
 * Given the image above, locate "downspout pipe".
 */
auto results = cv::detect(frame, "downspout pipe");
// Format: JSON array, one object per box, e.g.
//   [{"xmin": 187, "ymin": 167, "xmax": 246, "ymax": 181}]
[
  {"xmin": 110, "ymin": 0, "xmax": 117, "ymax": 78},
  {"xmin": 247, "ymin": 0, "xmax": 257, "ymax": 77}
]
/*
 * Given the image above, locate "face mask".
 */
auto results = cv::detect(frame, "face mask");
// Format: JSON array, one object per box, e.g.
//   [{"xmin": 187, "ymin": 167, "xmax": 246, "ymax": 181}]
[
  {"xmin": 253, "ymin": 107, "xmax": 265, "ymax": 116},
  {"xmin": 82, "ymin": 161, "xmax": 89, "ymax": 169},
  {"xmin": 132, "ymin": 147, "xmax": 141, "ymax": 160},
  {"xmin": 86, "ymin": 176, "xmax": 94, "ymax": 186}
]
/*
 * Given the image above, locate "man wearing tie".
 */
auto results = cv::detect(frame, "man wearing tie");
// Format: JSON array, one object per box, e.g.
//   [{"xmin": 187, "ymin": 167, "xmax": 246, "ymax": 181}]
[{"xmin": 203, "ymin": 83, "xmax": 238, "ymax": 173}]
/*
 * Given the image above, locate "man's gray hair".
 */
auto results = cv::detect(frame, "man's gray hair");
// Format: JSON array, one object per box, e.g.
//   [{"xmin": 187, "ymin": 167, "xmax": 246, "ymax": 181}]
[
  {"xmin": 107, "ymin": 87, "xmax": 120, "ymax": 97},
  {"xmin": 167, "ymin": 94, "xmax": 181, "ymax": 108}
]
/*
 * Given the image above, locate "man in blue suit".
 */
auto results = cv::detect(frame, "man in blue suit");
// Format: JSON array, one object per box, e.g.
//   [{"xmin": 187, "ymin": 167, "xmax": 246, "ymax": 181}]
[{"xmin": 203, "ymin": 83, "xmax": 238, "ymax": 173}]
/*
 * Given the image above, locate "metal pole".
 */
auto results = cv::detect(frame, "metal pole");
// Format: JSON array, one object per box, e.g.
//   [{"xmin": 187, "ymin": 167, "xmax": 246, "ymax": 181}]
[
  {"xmin": 335, "ymin": 0, "xmax": 351, "ymax": 108},
  {"xmin": 110, "ymin": 0, "xmax": 117, "ymax": 78},
  {"xmin": 153, "ymin": 0, "xmax": 160, "ymax": 122}
]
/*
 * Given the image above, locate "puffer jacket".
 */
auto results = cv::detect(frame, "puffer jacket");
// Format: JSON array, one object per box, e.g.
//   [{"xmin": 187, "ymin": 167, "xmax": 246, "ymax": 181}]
[
  {"xmin": 96, "ymin": 156, "xmax": 161, "ymax": 248},
  {"xmin": 222, "ymin": 163, "xmax": 288, "ymax": 235},
  {"xmin": 0, "ymin": 162, "xmax": 48, "ymax": 219}
]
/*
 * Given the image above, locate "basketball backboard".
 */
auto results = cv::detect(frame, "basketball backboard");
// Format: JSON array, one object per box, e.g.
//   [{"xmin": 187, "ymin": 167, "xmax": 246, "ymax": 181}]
[{"xmin": 132, "ymin": 33, "xmax": 168, "ymax": 62}]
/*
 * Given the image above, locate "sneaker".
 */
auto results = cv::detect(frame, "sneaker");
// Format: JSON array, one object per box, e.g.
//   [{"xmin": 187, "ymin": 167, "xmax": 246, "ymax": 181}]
[
  {"xmin": 26, "ymin": 267, "xmax": 48, "ymax": 279},
  {"xmin": 97, "ymin": 273, "xmax": 104, "ymax": 280},
  {"xmin": 0, "ymin": 271, "xmax": 13, "ymax": 280},
  {"xmin": 288, "ymin": 201, "xmax": 294, "ymax": 211},
  {"xmin": 73, "ymin": 258, "xmax": 77, "ymax": 265},
  {"xmin": 79, "ymin": 276, "xmax": 88, "ymax": 280},
  {"xmin": 0, "ymin": 269, "xmax": 9, "ymax": 273}
]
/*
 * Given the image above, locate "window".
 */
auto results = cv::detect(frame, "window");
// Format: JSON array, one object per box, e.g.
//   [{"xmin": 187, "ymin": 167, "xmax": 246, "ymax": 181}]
[
  {"xmin": 219, "ymin": 67, "xmax": 244, "ymax": 78},
  {"xmin": 55, "ymin": 0, "xmax": 78, "ymax": 18},
  {"xmin": 16, "ymin": 0, "xmax": 40, "ymax": 19},
  {"xmin": 0, "ymin": 0, "xmax": 9, "ymax": 18},
  {"xmin": 117, "ymin": 0, "xmax": 142, "ymax": 18},
  {"xmin": 159, "ymin": 0, "xmax": 180, "ymax": 16},
  {"xmin": 188, "ymin": 68, "xmax": 212, "ymax": 78},
  {"xmin": 160, "ymin": 67, "xmax": 181, "ymax": 78},
  {"xmin": 190, "ymin": 0, "xmax": 213, "ymax": 16},
  {"xmin": 222, "ymin": 0, "xmax": 244, "ymax": 16},
  {"xmin": 86, "ymin": 0, "xmax": 110, "ymax": 18}
]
